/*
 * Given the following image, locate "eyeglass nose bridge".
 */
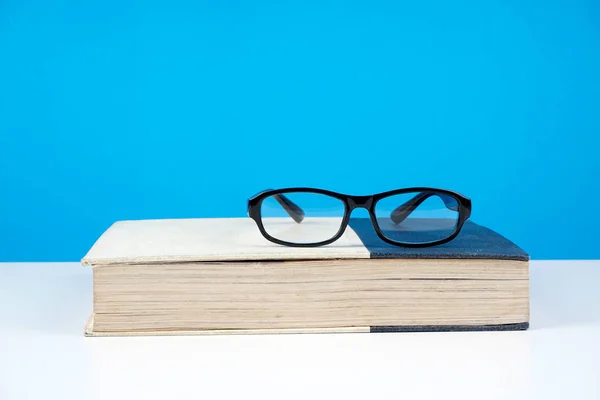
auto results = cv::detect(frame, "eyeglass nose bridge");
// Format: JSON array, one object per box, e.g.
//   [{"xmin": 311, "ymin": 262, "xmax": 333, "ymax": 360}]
[{"xmin": 346, "ymin": 195, "xmax": 374, "ymax": 211}]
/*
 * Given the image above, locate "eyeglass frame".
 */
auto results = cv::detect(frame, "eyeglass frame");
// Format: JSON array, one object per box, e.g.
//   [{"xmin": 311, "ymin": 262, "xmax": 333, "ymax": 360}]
[{"xmin": 247, "ymin": 187, "xmax": 472, "ymax": 248}]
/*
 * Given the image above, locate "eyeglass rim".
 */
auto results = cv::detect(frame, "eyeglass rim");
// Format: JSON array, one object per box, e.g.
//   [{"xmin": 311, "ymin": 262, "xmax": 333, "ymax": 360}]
[{"xmin": 247, "ymin": 187, "xmax": 472, "ymax": 248}]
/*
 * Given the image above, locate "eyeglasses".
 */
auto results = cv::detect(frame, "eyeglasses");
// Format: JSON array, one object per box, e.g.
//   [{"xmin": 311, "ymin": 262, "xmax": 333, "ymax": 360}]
[{"xmin": 247, "ymin": 187, "xmax": 472, "ymax": 247}]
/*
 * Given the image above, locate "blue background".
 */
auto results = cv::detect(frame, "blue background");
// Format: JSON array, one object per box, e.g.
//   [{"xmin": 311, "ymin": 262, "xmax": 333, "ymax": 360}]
[{"xmin": 1, "ymin": 0, "xmax": 599, "ymax": 261}]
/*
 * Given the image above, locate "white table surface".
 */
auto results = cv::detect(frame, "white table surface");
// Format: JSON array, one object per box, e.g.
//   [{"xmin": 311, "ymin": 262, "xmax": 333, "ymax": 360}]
[{"xmin": 0, "ymin": 261, "xmax": 599, "ymax": 400}]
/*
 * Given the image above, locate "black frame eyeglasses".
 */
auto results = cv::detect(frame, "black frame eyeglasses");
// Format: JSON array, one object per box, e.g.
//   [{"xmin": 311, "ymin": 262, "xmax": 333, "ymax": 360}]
[{"xmin": 247, "ymin": 187, "xmax": 472, "ymax": 248}]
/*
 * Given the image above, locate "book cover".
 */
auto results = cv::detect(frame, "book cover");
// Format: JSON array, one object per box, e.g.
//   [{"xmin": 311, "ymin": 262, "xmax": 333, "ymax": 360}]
[{"xmin": 82, "ymin": 218, "xmax": 529, "ymax": 265}]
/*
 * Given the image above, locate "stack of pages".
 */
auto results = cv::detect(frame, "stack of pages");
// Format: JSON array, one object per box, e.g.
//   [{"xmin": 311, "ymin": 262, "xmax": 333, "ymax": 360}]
[{"xmin": 82, "ymin": 218, "xmax": 529, "ymax": 336}]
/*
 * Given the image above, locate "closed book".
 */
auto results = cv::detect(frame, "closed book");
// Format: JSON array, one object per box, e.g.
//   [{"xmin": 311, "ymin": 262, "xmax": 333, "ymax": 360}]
[{"xmin": 82, "ymin": 218, "xmax": 529, "ymax": 336}]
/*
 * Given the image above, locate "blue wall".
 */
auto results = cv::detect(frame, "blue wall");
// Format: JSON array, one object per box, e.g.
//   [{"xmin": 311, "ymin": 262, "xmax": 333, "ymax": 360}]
[{"xmin": 1, "ymin": 0, "xmax": 599, "ymax": 261}]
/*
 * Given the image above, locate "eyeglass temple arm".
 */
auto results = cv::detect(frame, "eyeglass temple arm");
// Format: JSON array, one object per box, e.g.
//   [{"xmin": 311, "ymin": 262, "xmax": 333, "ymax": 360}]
[
  {"xmin": 270, "ymin": 192, "xmax": 305, "ymax": 223},
  {"xmin": 390, "ymin": 192, "xmax": 459, "ymax": 224}
]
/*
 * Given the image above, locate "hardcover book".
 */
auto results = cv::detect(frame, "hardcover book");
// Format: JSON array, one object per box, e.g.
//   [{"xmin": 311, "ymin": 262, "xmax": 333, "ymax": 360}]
[{"xmin": 82, "ymin": 218, "xmax": 529, "ymax": 336}]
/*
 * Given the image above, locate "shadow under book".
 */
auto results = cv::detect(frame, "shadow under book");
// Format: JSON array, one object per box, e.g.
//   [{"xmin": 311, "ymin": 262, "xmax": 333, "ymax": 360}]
[{"xmin": 81, "ymin": 218, "xmax": 529, "ymax": 336}]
